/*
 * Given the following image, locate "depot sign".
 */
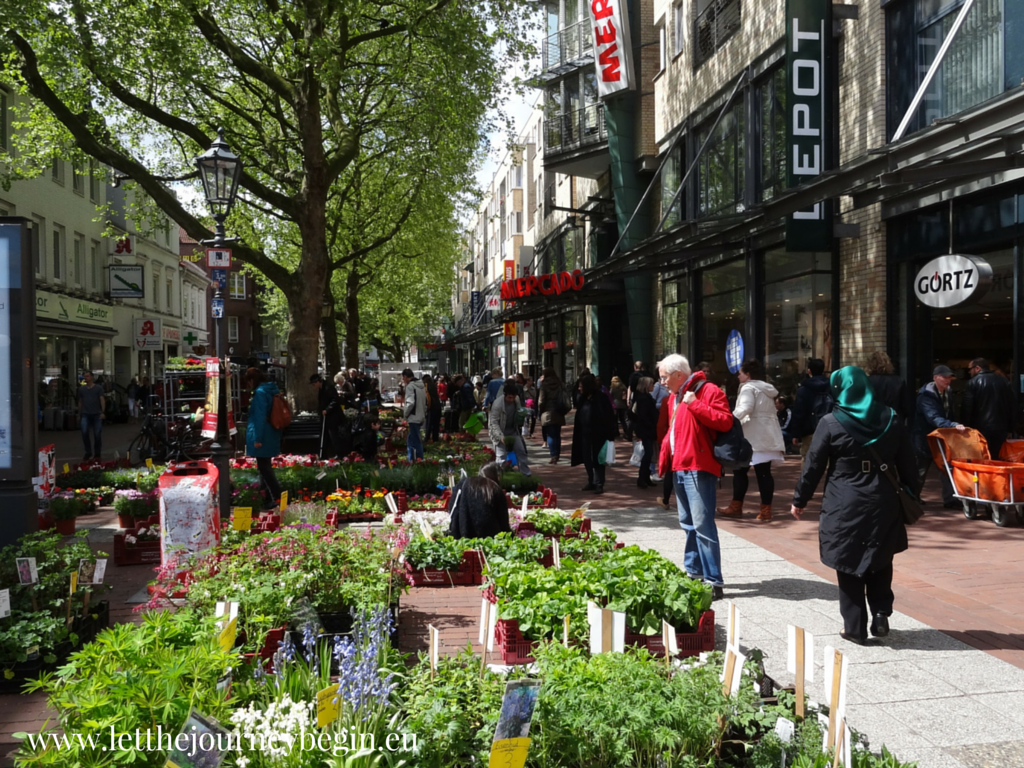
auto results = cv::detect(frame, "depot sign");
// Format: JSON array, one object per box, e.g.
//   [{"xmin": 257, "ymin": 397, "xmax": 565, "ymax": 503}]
[
  {"xmin": 586, "ymin": 0, "xmax": 635, "ymax": 99},
  {"xmin": 914, "ymin": 254, "xmax": 993, "ymax": 309},
  {"xmin": 501, "ymin": 270, "xmax": 585, "ymax": 300}
]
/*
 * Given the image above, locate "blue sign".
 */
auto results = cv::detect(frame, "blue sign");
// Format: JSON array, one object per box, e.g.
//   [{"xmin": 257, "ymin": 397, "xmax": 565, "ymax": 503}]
[
  {"xmin": 725, "ymin": 330, "xmax": 744, "ymax": 374},
  {"xmin": 211, "ymin": 269, "xmax": 227, "ymax": 289},
  {"xmin": 211, "ymin": 298, "xmax": 224, "ymax": 319}
]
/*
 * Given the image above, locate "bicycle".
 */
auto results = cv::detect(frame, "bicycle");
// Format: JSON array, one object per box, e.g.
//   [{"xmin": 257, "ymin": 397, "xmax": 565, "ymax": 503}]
[{"xmin": 126, "ymin": 399, "xmax": 210, "ymax": 466}]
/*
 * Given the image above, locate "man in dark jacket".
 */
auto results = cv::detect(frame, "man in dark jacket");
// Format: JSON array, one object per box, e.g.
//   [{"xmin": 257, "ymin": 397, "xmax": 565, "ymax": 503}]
[
  {"xmin": 311, "ymin": 374, "xmax": 347, "ymax": 458},
  {"xmin": 912, "ymin": 365, "xmax": 967, "ymax": 508},
  {"xmin": 790, "ymin": 358, "xmax": 832, "ymax": 463},
  {"xmin": 961, "ymin": 358, "xmax": 1015, "ymax": 459},
  {"xmin": 457, "ymin": 375, "xmax": 476, "ymax": 431}
]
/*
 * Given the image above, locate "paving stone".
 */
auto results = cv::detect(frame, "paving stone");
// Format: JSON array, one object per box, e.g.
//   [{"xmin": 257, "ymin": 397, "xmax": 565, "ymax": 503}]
[
  {"xmin": 845, "ymin": 661, "xmax": 963, "ymax": 702},
  {"xmin": 878, "ymin": 697, "xmax": 1023, "ymax": 747},
  {"xmin": 945, "ymin": 740, "xmax": 1024, "ymax": 768},
  {"xmin": 912, "ymin": 654, "xmax": 1024, "ymax": 695},
  {"xmin": 895, "ymin": 748, "xmax": 971, "ymax": 768}
]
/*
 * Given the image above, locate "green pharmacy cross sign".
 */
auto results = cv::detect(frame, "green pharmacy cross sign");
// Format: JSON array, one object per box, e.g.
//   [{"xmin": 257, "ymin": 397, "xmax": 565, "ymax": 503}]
[
  {"xmin": 183, "ymin": 331, "xmax": 198, "ymax": 346},
  {"xmin": 785, "ymin": 0, "xmax": 833, "ymax": 252}
]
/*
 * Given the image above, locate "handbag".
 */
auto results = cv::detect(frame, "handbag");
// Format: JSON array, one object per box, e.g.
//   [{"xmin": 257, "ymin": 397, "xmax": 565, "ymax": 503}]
[{"xmin": 867, "ymin": 445, "xmax": 924, "ymax": 525}]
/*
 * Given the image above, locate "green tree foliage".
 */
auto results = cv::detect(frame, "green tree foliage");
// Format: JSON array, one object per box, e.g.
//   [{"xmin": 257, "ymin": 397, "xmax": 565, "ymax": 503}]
[{"xmin": 0, "ymin": 0, "xmax": 535, "ymax": 406}]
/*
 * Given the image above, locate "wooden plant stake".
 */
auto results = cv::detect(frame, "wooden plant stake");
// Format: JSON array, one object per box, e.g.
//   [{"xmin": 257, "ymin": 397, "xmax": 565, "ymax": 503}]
[
  {"xmin": 478, "ymin": 599, "xmax": 493, "ymax": 677},
  {"xmin": 428, "ymin": 624, "xmax": 439, "ymax": 679},
  {"xmin": 726, "ymin": 601, "xmax": 741, "ymax": 652},
  {"xmin": 832, "ymin": 720, "xmax": 847, "ymax": 768},
  {"xmin": 787, "ymin": 625, "xmax": 814, "ymax": 721},
  {"xmin": 563, "ymin": 615, "xmax": 570, "ymax": 646},
  {"xmin": 824, "ymin": 646, "xmax": 848, "ymax": 752}
]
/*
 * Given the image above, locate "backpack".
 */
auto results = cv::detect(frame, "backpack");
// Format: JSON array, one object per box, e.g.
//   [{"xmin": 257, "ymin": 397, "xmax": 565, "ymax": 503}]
[
  {"xmin": 692, "ymin": 381, "xmax": 752, "ymax": 472},
  {"xmin": 808, "ymin": 389, "xmax": 835, "ymax": 434},
  {"xmin": 268, "ymin": 392, "xmax": 293, "ymax": 431}
]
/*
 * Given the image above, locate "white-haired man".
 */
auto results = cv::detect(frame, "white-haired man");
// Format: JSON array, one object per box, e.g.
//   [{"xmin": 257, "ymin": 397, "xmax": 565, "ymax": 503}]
[{"xmin": 657, "ymin": 353, "xmax": 733, "ymax": 600}]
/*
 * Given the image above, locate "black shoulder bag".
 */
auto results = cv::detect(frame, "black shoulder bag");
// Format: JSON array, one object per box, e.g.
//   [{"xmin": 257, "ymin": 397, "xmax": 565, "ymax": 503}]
[{"xmin": 866, "ymin": 445, "xmax": 924, "ymax": 525}]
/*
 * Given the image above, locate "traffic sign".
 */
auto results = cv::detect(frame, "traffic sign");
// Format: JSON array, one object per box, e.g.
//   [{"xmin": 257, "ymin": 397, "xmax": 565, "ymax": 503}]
[
  {"xmin": 206, "ymin": 248, "xmax": 232, "ymax": 269},
  {"xmin": 211, "ymin": 298, "xmax": 224, "ymax": 319}
]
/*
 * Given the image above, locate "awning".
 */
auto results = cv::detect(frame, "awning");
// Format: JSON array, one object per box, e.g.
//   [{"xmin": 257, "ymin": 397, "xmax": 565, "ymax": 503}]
[{"xmin": 38, "ymin": 320, "xmax": 118, "ymax": 338}]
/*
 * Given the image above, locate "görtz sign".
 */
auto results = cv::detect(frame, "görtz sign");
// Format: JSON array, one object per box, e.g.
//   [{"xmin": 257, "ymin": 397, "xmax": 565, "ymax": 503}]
[
  {"xmin": 914, "ymin": 255, "xmax": 993, "ymax": 309},
  {"xmin": 501, "ymin": 270, "xmax": 585, "ymax": 300},
  {"xmin": 586, "ymin": 0, "xmax": 635, "ymax": 99}
]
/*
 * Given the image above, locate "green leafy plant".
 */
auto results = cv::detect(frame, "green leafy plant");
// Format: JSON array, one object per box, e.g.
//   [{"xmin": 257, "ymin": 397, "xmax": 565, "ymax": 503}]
[
  {"xmin": 403, "ymin": 536, "xmax": 467, "ymax": 571},
  {"xmin": 46, "ymin": 492, "xmax": 88, "ymax": 521}
]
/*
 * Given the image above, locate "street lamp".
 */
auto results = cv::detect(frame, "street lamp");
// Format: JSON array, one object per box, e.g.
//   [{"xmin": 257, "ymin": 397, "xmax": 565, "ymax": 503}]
[{"xmin": 195, "ymin": 128, "xmax": 242, "ymax": 521}]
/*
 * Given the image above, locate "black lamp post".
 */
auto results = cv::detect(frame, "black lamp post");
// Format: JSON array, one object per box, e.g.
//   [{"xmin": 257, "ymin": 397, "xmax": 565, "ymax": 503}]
[{"xmin": 195, "ymin": 128, "xmax": 242, "ymax": 520}]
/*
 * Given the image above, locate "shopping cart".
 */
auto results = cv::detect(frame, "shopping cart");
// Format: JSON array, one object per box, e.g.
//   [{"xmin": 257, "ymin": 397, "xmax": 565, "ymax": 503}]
[{"xmin": 928, "ymin": 427, "xmax": 1024, "ymax": 528}]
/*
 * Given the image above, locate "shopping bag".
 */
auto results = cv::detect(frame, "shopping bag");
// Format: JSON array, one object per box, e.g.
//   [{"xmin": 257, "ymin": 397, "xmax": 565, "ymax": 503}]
[
  {"xmin": 598, "ymin": 440, "xmax": 616, "ymax": 465},
  {"xmin": 463, "ymin": 412, "xmax": 485, "ymax": 436},
  {"xmin": 629, "ymin": 441, "xmax": 644, "ymax": 467}
]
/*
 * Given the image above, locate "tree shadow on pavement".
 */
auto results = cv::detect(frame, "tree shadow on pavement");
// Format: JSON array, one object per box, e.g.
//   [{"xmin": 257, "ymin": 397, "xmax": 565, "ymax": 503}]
[{"xmin": 725, "ymin": 577, "xmax": 838, "ymax": 602}]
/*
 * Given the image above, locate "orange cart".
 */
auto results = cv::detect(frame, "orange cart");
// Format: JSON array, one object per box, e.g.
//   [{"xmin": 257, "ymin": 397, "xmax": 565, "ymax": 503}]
[{"xmin": 928, "ymin": 427, "xmax": 1024, "ymax": 528}]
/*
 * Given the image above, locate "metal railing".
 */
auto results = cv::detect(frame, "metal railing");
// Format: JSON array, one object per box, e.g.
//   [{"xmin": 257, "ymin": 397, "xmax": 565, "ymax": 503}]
[
  {"xmin": 542, "ymin": 19, "xmax": 594, "ymax": 72},
  {"xmin": 694, "ymin": 0, "xmax": 741, "ymax": 67},
  {"xmin": 543, "ymin": 105, "xmax": 606, "ymax": 157}
]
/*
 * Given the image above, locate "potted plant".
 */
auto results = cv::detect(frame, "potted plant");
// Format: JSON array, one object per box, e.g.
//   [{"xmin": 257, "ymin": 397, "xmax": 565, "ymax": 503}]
[
  {"xmin": 47, "ymin": 492, "xmax": 87, "ymax": 535},
  {"xmin": 113, "ymin": 490, "xmax": 157, "ymax": 529}
]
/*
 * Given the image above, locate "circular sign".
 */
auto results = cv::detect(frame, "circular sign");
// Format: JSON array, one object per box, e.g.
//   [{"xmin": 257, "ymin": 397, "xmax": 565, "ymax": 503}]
[
  {"xmin": 914, "ymin": 254, "xmax": 992, "ymax": 309},
  {"xmin": 725, "ymin": 330, "xmax": 744, "ymax": 374}
]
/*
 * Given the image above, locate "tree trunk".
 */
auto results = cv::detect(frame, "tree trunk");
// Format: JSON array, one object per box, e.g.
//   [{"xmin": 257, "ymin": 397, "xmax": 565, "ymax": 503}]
[
  {"xmin": 284, "ymin": 214, "xmax": 330, "ymax": 412},
  {"xmin": 344, "ymin": 269, "xmax": 361, "ymax": 370},
  {"xmin": 323, "ymin": 308, "xmax": 342, "ymax": 377}
]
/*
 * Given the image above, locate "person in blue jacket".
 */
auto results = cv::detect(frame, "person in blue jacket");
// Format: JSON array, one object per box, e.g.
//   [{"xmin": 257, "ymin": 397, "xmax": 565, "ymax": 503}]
[
  {"xmin": 911, "ymin": 364, "xmax": 967, "ymax": 509},
  {"xmin": 244, "ymin": 367, "xmax": 284, "ymax": 509}
]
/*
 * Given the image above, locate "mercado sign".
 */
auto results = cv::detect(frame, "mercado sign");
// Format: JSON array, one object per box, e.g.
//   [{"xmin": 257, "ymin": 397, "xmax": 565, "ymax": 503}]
[
  {"xmin": 913, "ymin": 254, "xmax": 993, "ymax": 309},
  {"xmin": 586, "ymin": 0, "xmax": 635, "ymax": 99},
  {"xmin": 785, "ymin": 0, "xmax": 833, "ymax": 252},
  {"xmin": 501, "ymin": 270, "xmax": 585, "ymax": 300}
]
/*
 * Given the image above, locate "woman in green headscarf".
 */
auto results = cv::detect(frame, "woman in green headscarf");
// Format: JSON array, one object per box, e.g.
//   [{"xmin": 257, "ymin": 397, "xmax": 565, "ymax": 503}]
[{"xmin": 791, "ymin": 365, "xmax": 919, "ymax": 644}]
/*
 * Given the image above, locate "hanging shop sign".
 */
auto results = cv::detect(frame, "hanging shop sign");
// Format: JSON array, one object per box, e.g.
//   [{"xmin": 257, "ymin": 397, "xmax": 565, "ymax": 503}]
[
  {"xmin": 785, "ymin": 0, "xmax": 833, "ymax": 252},
  {"xmin": 501, "ymin": 270, "xmax": 585, "ymax": 300},
  {"xmin": 504, "ymin": 259, "xmax": 515, "ymax": 282},
  {"xmin": 725, "ymin": 330, "xmax": 745, "ymax": 374},
  {"xmin": 586, "ymin": 0, "xmax": 636, "ymax": 99},
  {"xmin": 110, "ymin": 234, "xmax": 135, "ymax": 256},
  {"xmin": 108, "ymin": 265, "xmax": 144, "ymax": 299},
  {"xmin": 503, "ymin": 322, "xmax": 517, "ymax": 337},
  {"xmin": 543, "ymin": 341, "xmax": 558, "ymax": 350},
  {"xmin": 913, "ymin": 255, "xmax": 993, "ymax": 309},
  {"xmin": 134, "ymin": 318, "xmax": 162, "ymax": 350},
  {"xmin": 36, "ymin": 290, "xmax": 113, "ymax": 329}
]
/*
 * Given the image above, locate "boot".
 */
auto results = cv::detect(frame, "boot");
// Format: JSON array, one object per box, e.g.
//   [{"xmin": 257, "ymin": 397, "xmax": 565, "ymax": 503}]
[
  {"xmin": 718, "ymin": 500, "xmax": 743, "ymax": 517},
  {"xmin": 756, "ymin": 504, "xmax": 773, "ymax": 522}
]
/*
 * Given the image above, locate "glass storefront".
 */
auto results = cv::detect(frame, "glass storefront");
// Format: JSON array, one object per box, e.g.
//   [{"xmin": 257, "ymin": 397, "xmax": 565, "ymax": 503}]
[
  {"xmin": 37, "ymin": 334, "xmax": 108, "ymax": 411},
  {"xmin": 700, "ymin": 259, "xmax": 746, "ymax": 397},
  {"xmin": 662, "ymin": 277, "xmax": 690, "ymax": 355},
  {"xmin": 763, "ymin": 250, "xmax": 833, "ymax": 400}
]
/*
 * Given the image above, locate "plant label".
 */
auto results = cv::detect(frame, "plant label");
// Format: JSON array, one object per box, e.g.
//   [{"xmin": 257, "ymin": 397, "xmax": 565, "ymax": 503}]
[
  {"xmin": 232, "ymin": 507, "xmax": 252, "ymax": 531},
  {"xmin": 428, "ymin": 624, "xmax": 440, "ymax": 676},
  {"xmin": 787, "ymin": 626, "xmax": 815, "ymax": 682},
  {"xmin": 218, "ymin": 616, "xmax": 237, "ymax": 653},
  {"xmin": 16, "ymin": 557, "xmax": 38, "ymax": 586},
  {"xmin": 385, "ymin": 492, "xmax": 399, "ymax": 515},
  {"xmin": 551, "ymin": 539, "xmax": 561, "ymax": 569},
  {"xmin": 721, "ymin": 646, "xmax": 746, "ymax": 696},
  {"xmin": 63, "ymin": 463, "xmax": 70, "ymax": 474},
  {"xmin": 478, "ymin": 598, "xmax": 498, "ymax": 652},
  {"xmin": 774, "ymin": 716, "xmax": 796, "ymax": 743},
  {"xmin": 521, "ymin": 497, "xmax": 529, "ymax": 516},
  {"xmin": 822, "ymin": 646, "xmax": 848, "ymax": 752},
  {"xmin": 587, "ymin": 601, "xmax": 624, "ymax": 654},
  {"xmin": 563, "ymin": 615, "xmax": 570, "ymax": 646},
  {"xmin": 165, "ymin": 709, "xmax": 228, "ymax": 768},
  {"xmin": 0, "ymin": 589, "xmax": 9, "ymax": 619},
  {"xmin": 571, "ymin": 502, "xmax": 590, "ymax": 519},
  {"xmin": 69, "ymin": 572, "xmax": 77, "ymax": 595},
  {"xmin": 726, "ymin": 602, "xmax": 741, "ymax": 652},
  {"xmin": 316, "ymin": 683, "xmax": 341, "ymax": 728},
  {"xmin": 315, "ymin": 471, "xmax": 327, "ymax": 481},
  {"xmin": 77, "ymin": 558, "xmax": 106, "ymax": 586},
  {"xmin": 662, "ymin": 620, "xmax": 678, "ymax": 656},
  {"xmin": 279, "ymin": 491, "xmax": 288, "ymax": 511},
  {"xmin": 145, "ymin": 458, "xmax": 154, "ymax": 471},
  {"xmin": 488, "ymin": 680, "xmax": 542, "ymax": 768}
]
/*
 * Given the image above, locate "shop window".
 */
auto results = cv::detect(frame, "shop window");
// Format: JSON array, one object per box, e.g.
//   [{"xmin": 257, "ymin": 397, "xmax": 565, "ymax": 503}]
[
  {"xmin": 759, "ymin": 67, "xmax": 787, "ymax": 202},
  {"xmin": 228, "ymin": 316, "xmax": 239, "ymax": 343},
  {"xmin": 763, "ymin": 250, "xmax": 832, "ymax": 401},
  {"xmin": 697, "ymin": 100, "xmax": 744, "ymax": 218},
  {"xmin": 52, "ymin": 224, "xmax": 65, "ymax": 282},
  {"xmin": 954, "ymin": 195, "xmax": 1016, "ymax": 249},
  {"xmin": 663, "ymin": 278, "xmax": 690, "ymax": 355},
  {"xmin": 700, "ymin": 259, "xmax": 746, "ymax": 396},
  {"xmin": 694, "ymin": 0, "xmax": 741, "ymax": 68},
  {"xmin": 887, "ymin": 0, "xmax": 1007, "ymax": 138}
]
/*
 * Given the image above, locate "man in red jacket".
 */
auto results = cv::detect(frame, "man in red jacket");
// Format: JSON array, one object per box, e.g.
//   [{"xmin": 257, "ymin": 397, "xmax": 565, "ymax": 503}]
[{"xmin": 657, "ymin": 353, "xmax": 733, "ymax": 600}]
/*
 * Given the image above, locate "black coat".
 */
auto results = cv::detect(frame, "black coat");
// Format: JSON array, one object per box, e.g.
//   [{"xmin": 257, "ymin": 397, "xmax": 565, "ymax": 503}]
[
  {"xmin": 911, "ymin": 383, "xmax": 958, "ymax": 458},
  {"xmin": 961, "ymin": 370, "xmax": 1014, "ymax": 437},
  {"xmin": 446, "ymin": 477, "xmax": 512, "ymax": 539},
  {"xmin": 318, "ymin": 383, "xmax": 344, "ymax": 430},
  {"xmin": 868, "ymin": 373, "xmax": 914, "ymax": 423},
  {"xmin": 570, "ymin": 394, "xmax": 617, "ymax": 467},
  {"xmin": 631, "ymin": 391, "xmax": 658, "ymax": 442},
  {"xmin": 793, "ymin": 414, "xmax": 917, "ymax": 577}
]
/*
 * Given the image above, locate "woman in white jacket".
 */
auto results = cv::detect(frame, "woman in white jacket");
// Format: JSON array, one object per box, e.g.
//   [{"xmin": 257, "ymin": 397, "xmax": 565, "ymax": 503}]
[{"xmin": 719, "ymin": 360, "xmax": 785, "ymax": 521}]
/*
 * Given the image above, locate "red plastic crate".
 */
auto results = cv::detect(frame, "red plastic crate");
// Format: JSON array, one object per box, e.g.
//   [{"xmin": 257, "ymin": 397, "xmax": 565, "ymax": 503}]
[
  {"xmin": 405, "ymin": 549, "xmax": 480, "ymax": 586},
  {"xmin": 625, "ymin": 610, "xmax": 715, "ymax": 658},
  {"xmin": 493, "ymin": 618, "xmax": 540, "ymax": 665},
  {"xmin": 112, "ymin": 534, "xmax": 161, "ymax": 565}
]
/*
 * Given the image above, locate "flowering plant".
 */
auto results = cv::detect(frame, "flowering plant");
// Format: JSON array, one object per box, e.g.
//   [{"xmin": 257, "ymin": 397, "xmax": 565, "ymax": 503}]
[
  {"xmin": 47, "ymin": 491, "xmax": 89, "ymax": 521},
  {"xmin": 113, "ymin": 489, "xmax": 158, "ymax": 519}
]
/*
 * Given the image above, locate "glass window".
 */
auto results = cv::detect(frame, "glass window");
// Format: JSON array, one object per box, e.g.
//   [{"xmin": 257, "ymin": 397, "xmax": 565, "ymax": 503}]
[
  {"xmin": 0, "ymin": 89, "xmax": 8, "ymax": 152},
  {"xmin": 663, "ymin": 277, "xmax": 689, "ymax": 355},
  {"xmin": 759, "ymin": 67, "xmax": 786, "ymax": 202},
  {"xmin": 73, "ymin": 234, "xmax": 84, "ymax": 286},
  {"xmin": 90, "ymin": 240, "xmax": 102, "ymax": 292},
  {"xmin": 89, "ymin": 159, "xmax": 100, "ymax": 202},
  {"xmin": 660, "ymin": 142, "xmax": 684, "ymax": 229},
  {"xmin": 701, "ymin": 259, "xmax": 746, "ymax": 398},
  {"xmin": 674, "ymin": 0, "xmax": 685, "ymax": 56},
  {"xmin": 33, "ymin": 216, "xmax": 44, "ymax": 277},
  {"xmin": 659, "ymin": 26, "xmax": 667, "ymax": 72},
  {"xmin": 52, "ymin": 224, "xmax": 64, "ymax": 282},
  {"xmin": 228, "ymin": 316, "xmax": 239, "ymax": 343},
  {"xmin": 152, "ymin": 267, "xmax": 161, "ymax": 310},
  {"xmin": 697, "ymin": 100, "xmax": 745, "ymax": 218},
  {"xmin": 51, "ymin": 157, "xmax": 64, "ymax": 185},
  {"xmin": 763, "ymin": 249, "xmax": 833, "ymax": 400},
  {"xmin": 166, "ymin": 279, "xmax": 173, "ymax": 312},
  {"xmin": 694, "ymin": 0, "xmax": 741, "ymax": 67},
  {"xmin": 72, "ymin": 160, "xmax": 85, "ymax": 195}
]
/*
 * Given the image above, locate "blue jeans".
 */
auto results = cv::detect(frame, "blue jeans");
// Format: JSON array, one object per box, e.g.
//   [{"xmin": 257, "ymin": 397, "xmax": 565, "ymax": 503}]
[
  {"xmin": 674, "ymin": 470, "xmax": 723, "ymax": 587},
  {"xmin": 81, "ymin": 414, "xmax": 103, "ymax": 458},
  {"xmin": 542, "ymin": 424, "xmax": 562, "ymax": 457},
  {"xmin": 406, "ymin": 422, "xmax": 424, "ymax": 461}
]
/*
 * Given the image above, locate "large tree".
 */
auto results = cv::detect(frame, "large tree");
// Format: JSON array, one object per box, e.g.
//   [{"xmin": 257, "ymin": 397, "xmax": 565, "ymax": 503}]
[{"xmin": 0, "ymin": 0, "xmax": 532, "ymax": 408}]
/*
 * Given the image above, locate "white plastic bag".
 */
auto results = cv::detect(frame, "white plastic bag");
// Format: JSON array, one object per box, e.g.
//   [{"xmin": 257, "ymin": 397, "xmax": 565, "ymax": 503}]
[
  {"xmin": 599, "ymin": 440, "xmax": 617, "ymax": 466},
  {"xmin": 629, "ymin": 441, "xmax": 644, "ymax": 467}
]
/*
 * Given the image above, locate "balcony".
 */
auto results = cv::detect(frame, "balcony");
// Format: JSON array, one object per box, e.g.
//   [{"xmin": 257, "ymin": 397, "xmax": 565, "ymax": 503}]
[
  {"xmin": 540, "ymin": 20, "xmax": 594, "ymax": 80},
  {"xmin": 542, "ymin": 106, "xmax": 609, "ymax": 178}
]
